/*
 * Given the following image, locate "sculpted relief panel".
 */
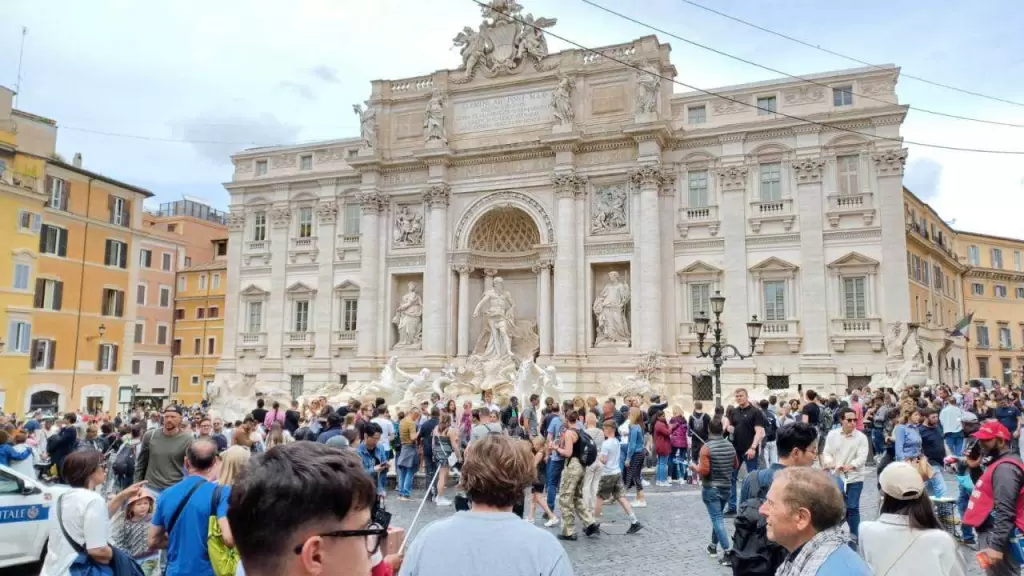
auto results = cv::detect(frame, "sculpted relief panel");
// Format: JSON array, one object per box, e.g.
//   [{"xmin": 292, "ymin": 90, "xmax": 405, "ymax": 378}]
[
  {"xmin": 591, "ymin": 183, "xmax": 628, "ymax": 235},
  {"xmin": 393, "ymin": 205, "xmax": 424, "ymax": 248}
]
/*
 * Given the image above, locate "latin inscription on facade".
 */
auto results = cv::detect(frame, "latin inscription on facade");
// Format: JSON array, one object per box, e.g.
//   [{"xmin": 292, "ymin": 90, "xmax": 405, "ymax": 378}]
[{"xmin": 454, "ymin": 91, "xmax": 551, "ymax": 133}]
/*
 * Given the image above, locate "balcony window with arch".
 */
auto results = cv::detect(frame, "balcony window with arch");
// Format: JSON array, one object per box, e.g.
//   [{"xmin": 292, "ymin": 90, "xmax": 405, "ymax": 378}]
[
  {"xmin": 678, "ymin": 160, "xmax": 720, "ymax": 238},
  {"xmin": 749, "ymin": 256, "xmax": 801, "ymax": 352},
  {"xmin": 828, "ymin": 252, "xmax": 882, "ymax": 351}
]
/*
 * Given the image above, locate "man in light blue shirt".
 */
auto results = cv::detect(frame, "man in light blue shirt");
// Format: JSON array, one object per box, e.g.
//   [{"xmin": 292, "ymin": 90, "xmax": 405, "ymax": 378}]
[
  {"xmin": 939, "ymin": 397, "xmax": 965, "ymax": 457},
  {"xmin": 544, "ymin": 404, "xmax": 564, "ymax": 524}
]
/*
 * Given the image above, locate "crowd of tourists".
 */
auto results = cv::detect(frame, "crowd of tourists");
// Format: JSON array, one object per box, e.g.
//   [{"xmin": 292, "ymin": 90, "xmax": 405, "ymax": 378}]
[{"xmin": 3, "ymin": 378, "xmax": 1024, "ymax": 575}]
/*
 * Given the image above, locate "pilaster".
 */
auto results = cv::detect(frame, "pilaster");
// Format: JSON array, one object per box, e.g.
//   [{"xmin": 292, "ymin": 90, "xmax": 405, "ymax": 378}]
[
  {"xmin": 792, "ymin": 158, "xmax": 829, "ymax": 356},
  {"xmin": 219, "ymin": 210, "xmax": 245, "ymax": 373},
  {"xmin": 266, "ymin": 203, "xmax": 291, "ymax": 360},
  {"xmin": 356, "ymin": 189, "xmax": 388, "ymax": 359},
  {"xmin": 873, "ymin": 148, "xmax": 911, "ymax": 324},
  {"xmin": 552, "ymin": 171, "xmax": 587, "ymax": 357},
  {"xmin": 716, "ymin": 165, "xmax": 752, "ymax": 350},
  {"xmin": 628, "ymin": 164, "xmax": 671, "ymax": 352},
  {"xmin": 422, "ymin": 183, "xmax": 450, "ymax": 357},
  {"xmin": 314, "ymin": 183, "xmax": 338, "ymax": 360}
]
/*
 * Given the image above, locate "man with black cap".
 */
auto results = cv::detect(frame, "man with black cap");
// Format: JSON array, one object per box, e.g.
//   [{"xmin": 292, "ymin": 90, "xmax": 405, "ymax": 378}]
[
  {"xmin": 135, "ymin": 404, "xmax": 193, "ymax": 496},
  {"xmin": 963, "ymin": 421, "xmax": 1024, "ymax": 576}
]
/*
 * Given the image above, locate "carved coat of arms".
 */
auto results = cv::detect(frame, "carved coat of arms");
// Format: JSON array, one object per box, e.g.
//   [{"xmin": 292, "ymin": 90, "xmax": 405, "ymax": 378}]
[{"xmin": 452, "ymin": 0, "xmax": 557, "ymax": 83}]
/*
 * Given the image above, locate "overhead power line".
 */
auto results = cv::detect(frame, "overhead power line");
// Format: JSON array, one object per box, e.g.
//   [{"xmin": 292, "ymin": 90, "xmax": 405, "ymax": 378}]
[
  {"xmin": 579, "ymin": 0, "xmax": 1024, "ymax": 128},
  {"xmin": 468, "ymin": 0, "xmax": 1024, "ymax": 155},
  {"xmin": 674, "ymin": 0, "xmax": 1024, "ymax": 109},
  {"xmin": 61, "ymin": 125, "xmax": 353, "ymax": 149}
]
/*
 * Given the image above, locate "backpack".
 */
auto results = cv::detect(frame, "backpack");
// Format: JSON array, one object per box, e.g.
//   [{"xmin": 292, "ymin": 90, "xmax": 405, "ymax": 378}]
[
  {"xmin": 762, "ymin": 410, "xmax": 778, "ymax": 442},
  {"xmin": 207, "ymin": 485, "xmax": 239, "ymax": 576},
  {"xmin": 572, "ymin": 428, "xmax": 599, "ymax": 467},
  {"xmin": 818, "ymin": 404, "xmax": 834, "ymax": 435},
  {"xmin": 112, "ymin": 442, "xmax": 136, "ymax": 476},
  {"xmin": 731, "ymin": 469, "xmax": 787, "ymax": 576}
]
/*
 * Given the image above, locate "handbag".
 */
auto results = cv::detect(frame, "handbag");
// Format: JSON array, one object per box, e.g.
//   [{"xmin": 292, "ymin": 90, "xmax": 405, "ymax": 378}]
[
  {"xmin": 57, "ymin": 493, "xmax": 144, "ymax": 576},
  {"xmin": 913, "ymin": 457, "xmax": 935, "ymax": 480},
  {"xmin": 207, "ymin": 485, "xmax": 239, "ymax": 576}
]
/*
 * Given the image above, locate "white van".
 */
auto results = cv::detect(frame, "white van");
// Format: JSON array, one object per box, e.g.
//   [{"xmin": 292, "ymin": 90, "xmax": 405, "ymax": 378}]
[{"xmin": 0, "ymin": 464, "xmax": 69, "ymax": 569}]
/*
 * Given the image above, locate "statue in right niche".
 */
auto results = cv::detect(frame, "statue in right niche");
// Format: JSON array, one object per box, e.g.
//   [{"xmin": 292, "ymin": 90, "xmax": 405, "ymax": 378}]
[{"xmin": 593, "ymin": 271, "xmax": 631, "ymax": 346}]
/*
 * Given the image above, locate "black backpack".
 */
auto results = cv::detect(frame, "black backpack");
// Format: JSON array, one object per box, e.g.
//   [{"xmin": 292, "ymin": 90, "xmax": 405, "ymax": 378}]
[
  {"xmin": 573, "ymin": 428, "xmax": 599, "ymax": 467},
  {"xmin": 112, "ymin": 443, "xmax": 136, "ymax": 476},
  {"xmin": 731, "ymin": 469, "xmax": 787, "ymax": 576},
  {"xmin": 762, "ymin": 410, "xmax": 778, "ymax": 442}
]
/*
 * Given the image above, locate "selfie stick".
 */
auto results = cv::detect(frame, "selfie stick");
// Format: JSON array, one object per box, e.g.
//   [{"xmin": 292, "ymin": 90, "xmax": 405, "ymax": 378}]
[{"xmin": 397, "ymin": 464, "xmax": 443, "ymax": 555}]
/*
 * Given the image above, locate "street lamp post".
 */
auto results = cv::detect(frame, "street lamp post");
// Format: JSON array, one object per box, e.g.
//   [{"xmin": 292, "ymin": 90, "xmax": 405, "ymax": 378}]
[{"xmin": 693, "ymin": 291, "xmax": 763, "ymax": 409}]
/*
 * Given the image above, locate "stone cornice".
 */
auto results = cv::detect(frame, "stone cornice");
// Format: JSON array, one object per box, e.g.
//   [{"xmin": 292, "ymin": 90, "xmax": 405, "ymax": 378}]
[
  {"xmin": 552, "ymin": 172, "xmax": 588, "ymax": 198},
  {"xmin": 449, "ymin": 149, "xmax": 551, "ymax": 167},
  {"xmin": 577, "ymin": 139, "xmax": 635, "ymax": 153},
  {"xmin": 674, "ymin": 137, "xmax": 720, "ymax": 150},
  {"xmin": 963, "ymin": 267, "xmax": 1024, "ymax": 282}
]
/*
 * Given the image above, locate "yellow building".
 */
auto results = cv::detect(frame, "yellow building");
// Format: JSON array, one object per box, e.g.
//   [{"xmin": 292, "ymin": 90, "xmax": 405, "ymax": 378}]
[
  {"xmin": 956, "ymin": 231, "xmax": 1024, "ymax": 385},
  {"xmin": 0, "ymin": 87, "xmax": 51, "ymax": 414},
  {"xmin": 171, "ymin": 245, "xmax": 227, "ymax": 406}
]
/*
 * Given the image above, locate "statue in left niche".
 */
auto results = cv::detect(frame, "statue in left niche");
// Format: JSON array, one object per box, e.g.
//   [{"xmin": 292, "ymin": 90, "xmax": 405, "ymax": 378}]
[
  {"xmin": 424, "ymin": 90, "xmax": 447, "ymax": 145},
  {"xmin": 353, "ymin": 101, "xmax": 377, "ymax": 149},
  {"xmin": 392, "ymin": 282, "xmax": 423, "ymax": 348}
]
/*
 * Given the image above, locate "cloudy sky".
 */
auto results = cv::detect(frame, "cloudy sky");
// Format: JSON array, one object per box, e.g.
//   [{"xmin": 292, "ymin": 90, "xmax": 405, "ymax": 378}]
[{"xmin": 2, "ymin": 0, "xmax": 1022, "ymax": 237}]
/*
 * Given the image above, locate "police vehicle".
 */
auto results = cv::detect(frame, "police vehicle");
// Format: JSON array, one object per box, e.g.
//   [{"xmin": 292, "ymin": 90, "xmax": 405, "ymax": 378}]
[{"xmin": 0, "ymin": 464, "xmax": 69, "ymax": 569}]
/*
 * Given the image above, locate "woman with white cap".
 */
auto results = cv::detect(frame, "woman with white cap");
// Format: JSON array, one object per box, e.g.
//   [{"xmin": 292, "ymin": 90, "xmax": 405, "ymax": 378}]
[{"xmin": 858, "ymin": 461, "xmax": 966, "ymax": 575}]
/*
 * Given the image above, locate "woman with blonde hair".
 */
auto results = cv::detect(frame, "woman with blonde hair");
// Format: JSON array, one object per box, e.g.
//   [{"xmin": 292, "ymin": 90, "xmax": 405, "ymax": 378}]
[
  {"xmin": 218, "ymin": 445, "xmax": 252, "ymax": 486},
  {"xmin": 572, "ymin": 395, "xmax": 586, "ymax": 418},
  {"xmin": 265, "ymin": 421, "xmax": 292, "ymax": 449},
  {"xmin": 624, "ymin": 407, "xmax": 647, "ymax": 507}
]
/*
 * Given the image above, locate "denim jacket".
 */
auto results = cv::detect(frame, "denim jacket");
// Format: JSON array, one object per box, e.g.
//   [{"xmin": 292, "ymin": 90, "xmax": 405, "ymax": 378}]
[
  {"xmin": 626, "ymin": 425, "xmax": 645, "ymax": 458},
  {"xmin": 357, "ymin": 443, "xmax": 389, "ymax": 493}
]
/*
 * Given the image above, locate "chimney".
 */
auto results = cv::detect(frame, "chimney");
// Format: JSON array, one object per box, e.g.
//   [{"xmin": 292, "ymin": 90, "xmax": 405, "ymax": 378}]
[{"xmin": 72, "ymin": 153, "xmax": 82, "ymax": 168}]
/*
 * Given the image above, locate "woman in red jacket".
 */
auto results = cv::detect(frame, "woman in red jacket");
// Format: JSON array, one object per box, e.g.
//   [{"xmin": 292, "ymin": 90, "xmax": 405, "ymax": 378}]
[{"xmin": 653, "ymin": 410, "xmax": 672, "ymax": 487}]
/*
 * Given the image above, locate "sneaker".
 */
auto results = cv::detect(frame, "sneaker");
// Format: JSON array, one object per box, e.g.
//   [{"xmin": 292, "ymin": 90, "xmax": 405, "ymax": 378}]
[
  {"xmin": 632, "ymin": 500, "xmax": 647, "ymax": 508},
  {"xmin": 706, "ymin": 543, "xmax": 717, "ymax": 556},
  {"xmin": 434, "ymin": 496, "xmax": 452, "ymax": 507},
  {"xmin": 642, "ymin": 479, "xmax": 651, "ymax": 487},
  {"xmin": 557, "ymin": 533, "xmax": 578, "ymax": 541},
  {"xmin": 718, "ymin": 556, "xmax": 733, "ymax": 567},
  {"xmin": 583, "ymin": 523, "xmax": 600, "ymax": 537},
  {"xmin": 626, "ymin": 522, "xmax": 644, "ymax": 535},
  {"xmin": 723, "ymin": 508, "xmax": 736, "ymax": 517},
  {"xmin": 544, "ymin": 517, "xmax": 561, "ymax": 528}
]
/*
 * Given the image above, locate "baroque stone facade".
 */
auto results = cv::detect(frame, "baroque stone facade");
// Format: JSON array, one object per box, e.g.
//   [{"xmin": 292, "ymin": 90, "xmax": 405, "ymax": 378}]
[{"xmin": 217, "ymin": 1, "xmax": 911, "ymax": 401}]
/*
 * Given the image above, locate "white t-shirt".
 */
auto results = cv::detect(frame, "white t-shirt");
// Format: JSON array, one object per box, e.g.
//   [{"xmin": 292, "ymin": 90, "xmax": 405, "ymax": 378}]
[
  {"xmin": 9, "ymin": 444, "xmax": 37, "ymax": 478},
  {"xmin": 40, "ymin": 488, "xmax": 109, "ymax": 576},
  {"xmin": 600, "ymin": 438, "xmax": 621, "ymax": 476},
  {"xmin": 372, "ymin": 417, "xmax": 393, "ymax": 450}
]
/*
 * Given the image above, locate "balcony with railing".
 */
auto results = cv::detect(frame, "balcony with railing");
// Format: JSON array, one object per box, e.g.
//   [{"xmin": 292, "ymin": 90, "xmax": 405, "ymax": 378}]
[
  {"xmin": 748, "ymin": 198, "xmax": 795, "ymax": 232},
  {"xmin": 245, "ymin": 239, "xmax": 270, "ymax": 253},
  {"xmin": 826, "ymin": 193, "xmax": 875, "ymax": 227},
  {"xmin": 754, "ymin": 319, "xmax": 802, "ymax": 353},
  {"xmin": 676, "ymin": 205, "xmax": 720, "ymax": 238},
  {"xmin": 151, "ymin": 199, "xmax": 227, "ymax": 225},
  {"xmin": 284, "ymin": 331, "xmax": 315, "ymax": 357},
  {"xmin": 331, "ymin": 329, "xmax": 358, "ymax": 356},
  {"xmin": 237, "ymin": 332, "xmax": 268, "ymax": 358},
  {"xmin": 677, "ymin": 321, "xmax": 726, "ymax": 353},
  {"xmin": 0, "ymin": 166, "xmax": 42, "ymax": 194},
  {"xmin": 288, "ymin": 236, "xmax": 319, "ymax": 264},
  {"xmin": 830, "ymin": 317, "xmax": 883, "ymax": 353}
]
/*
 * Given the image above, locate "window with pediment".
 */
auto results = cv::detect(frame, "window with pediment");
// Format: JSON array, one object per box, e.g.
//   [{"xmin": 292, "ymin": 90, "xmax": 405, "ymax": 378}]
[
  {"xmin": 828, "ymin": 252, "xmax": 880, "ymax": 321},
  {"xmin": 285, "ymin": 282, "xmax": 317, "ymax": 333},
  {"xmin": 750, "ymin": 257, "xmax": 799, "ymax": 323}
]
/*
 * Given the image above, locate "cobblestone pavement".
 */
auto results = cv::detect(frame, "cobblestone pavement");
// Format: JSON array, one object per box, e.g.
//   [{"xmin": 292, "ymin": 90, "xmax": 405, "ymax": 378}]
[{"xmin": 387, "ymin": 468, "xmax": 988, "ymax": 576}]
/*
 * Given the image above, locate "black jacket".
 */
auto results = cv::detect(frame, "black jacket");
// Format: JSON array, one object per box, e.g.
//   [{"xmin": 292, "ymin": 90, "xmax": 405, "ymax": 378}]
[{"xmin": 979, "ymin": 451, "xmax": 1024, "ymax": 553}]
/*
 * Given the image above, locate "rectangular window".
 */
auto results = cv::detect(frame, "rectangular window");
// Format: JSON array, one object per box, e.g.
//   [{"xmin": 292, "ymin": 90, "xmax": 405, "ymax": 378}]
[
  {"xmin": 155, "ymin": 360, "xmax": 165, "ymax": 375},
  {"xmin": 687, "ymin": 171, "xmax": 709, "ymax": 208},
  {"xmin": 969, "ymin": 245, "xmax": 980, "ymax": 266},
  {"xmin": 161, "ymin": 252, "xmax": 172, "ymax": 271},
  {"xmin": 39, "ymin": 225, "xmax": 68, "ymax": 257},
  {"xmin": 193, "ymin": 338, "xmax": 201, "ymax": 355},
  {"xmin": 208, "ymin": 306, "xmax": 219, "ymax": 319},
  {"xmin": 687, "ymin": 105, "xmax": 706, "ymax": 124},
  {"xmin": 134, "ymin": 322, "xmax": 143, "ymax": 344},
  {"xmin": 996, "ymin": 285, "xmax": 1008, "ymax": 298},
  {"xmin": 13, "ymin": 263, "xmax": 30, "ymax": 290},
  {"xmin": 1016, "ymin": 251, "xmax": 1022, "ymax": 272},
  {"xmin": 30, "ymin": 339, "xmax": 55, "ymax": 369},
  {"xmin": 49, "ymin": 177, "xmax": 68, "ymax": 210},
  {"xmin": 109, "ymin": 196, "xmax": 130, "ymax": 227},
  {"xmin": 922, "ymin": 263, "xmax": 930, "ymax": 286},
  {"xmin": 342, "ymin": 299, "xmax": 358, "ymax": 332},
  {"xmin": 101, "ymin": 289, "xmax": 124, "ymax": 317},
  {"xmin": 97, "ymin": 343, "xmax": 118, "ymax": 371},
  {"xmin": 199, "ymin": 274, "xmax": 207, "ymax": 291},
  {"xmin": 992, "ymin": 248, "xmax": 1004, "ymax": 269},
  {"xmin": 978, "ymin": 358, "xmax": 989, "ymax": 378},
  {"xmin": 34, "ymin": 279, "xmax": 64, "ymax": 311},
  {"xmin": 159, "ymin": 287, "xmax": 170, "ymax": 308},
  {"xmin": 972, "ymin": 283, "xmax": 984, "ymax": 296},
  {"xmin": 184, "ymin": 256, "xmax": 191, "ymax": 267},
  {"xmin": 756, "ymin": 96, "xmax": 777, "ymax": 115},
  {"xmin": 297, "ymin": 207, "xmax": 314, "ymax": 238},
  {"xmin": 215, "ymin": 241, "xmax": 227, "ymax": 257},
  {"xmin": 832, "ymin": 85, "xmax": 853, "ymax": 107},
  {"xmin": 344, "ymin": 204, "xmax": 361, "ymax": 235},
  {"xmin": 763, "ymin": 281, "xmax": 786, "ymax": 321},
  {"xmin": 157, "ymin": 325, "xmax": 168, "ymax": 345},
  {"xmin": 1000, "ymin": 325, "xmax": 1013, "ymax": 348},
  {"xmin": 294, "ymin": 300, "xmax": 310, "ymax": 332},
  {"xmin": 248, "ymin": 302, "xmax": 263, "ymax": 332},
  {"xmin": 759, "ymin": 162, "xmax": 782, "ymax": 201},
  {"xmin": 140, "ymin": 249, "xmax": 152, "ymax": 268},
  {"xmin": 174, "ymin": 308, "xmax": 184, "ymax": 320},
  {"xmin": 253, "ymin": 211, "xmax": 267, "ymax": 242},
  {"xmin": 17, "ymin": 210, "xmax": 42, "ymax": 233},
  {"xmin": 104, "ymin": 239, "xmax": 127, "ymax": 268},
  {"xmin": 172, "ymin": 339, "xmax": 181, "ymax": 356},
  {"xmin": 196, "ymin": 307, "xmax": 205, "ymax": 319},
  {"xmin": 911, "ymin": 255, "xmax": 921, "ymax": 282},
  {"xmin": 7, "ymin": 321, "xmax": 31, "ymax": 353},
  {"xmin": 933, "ymin": 265, "xmax": 943, "ymax": 290},
  {"xmin": 291, "ymin": 375, "xmax": 305, "ymax": 399},
  {"xmin": 136, "ymin": 283, "xmax": 147, "ymax": 305},
  {"xmin": 208, "ymin": 337, "xmax": 215, "ymax": 355},
  {"xmin": 842, "ymin": 276, "xmax": 867, "ymax": 319},
  {"xmin": 172, "ymin": 376, "xmax": 179, "ymax": 394},
  {"xmin": 132, "ymin": 359, "xmax": 140, "ymax": 375},
  {"xmin": 690, "ymin": 283, "xmax": 711, "ymax": 321},
  {"xmin": 191, "ymin": 375, "xmax": 200, "ymax": 386},
  {"xmin": 1002, "ymin": 358, "xmax": 1013, "ymax": 378},
  {"xmin": 255, "ymin": 160, "xmax": 268, "ymax": 176},
  {"xmin": 1016, "ymin": 287, "xmax": 1024, "ymax": 299},
  {"xmin": 977, "ymin": 324, "xmax": 990, "ymax": 348},
  {"xmin": 837, "ymin": 155, "xmax": 859, "ymax": 195},
  {"xmin": 300, "ymin": 154, "xmax": 313, "ymax": 170},
  {"xmin": 212, "ymin": 273, "xmax": 221, "ymax": 289}
]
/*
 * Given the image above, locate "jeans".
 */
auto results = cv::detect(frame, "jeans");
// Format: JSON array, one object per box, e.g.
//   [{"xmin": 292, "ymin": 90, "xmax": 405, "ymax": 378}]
[
  {"xmin": 958, "ymin": 483, "xmax": 975, "ymax": 542},
  {"xmin": 656, "ymin": 455, "xmax": 669, "ymax": 483},
  {"xmin": 619, "ymin": 444, "xmax": 628, "ymax": 477},
  {"xmin": 763, "ymin": 441, "xmax": 778, "ymax": 467},
  {"xmin": 701, "ymin": 485, "xmax": 732, "ymax": 550},
  {"xmin": 669, "ymin": 446, "xmax": 688, "ymax": 481},
  {"xmin": 872, "ymin": 428, "xmax": 886, "ymax": 457},
  {"xmin": 727, "ymin": 454, "xmax": 759, "ymax": 512},
  {"xmin": 423, "ymin": 454, "xmax": 438, "ymax": 499},
  {"xmin": 546, "ymin": 458, "xmax": 564, "ymax": 512},
  {"xmin": 944, "ymin": 432, "xmax": 965, "ymax": 458},
  {"xmin": 925, "ymin": 467, "xmax": 947, "ymax": 498},
  {"xmin": 397, "ymin": 465, "xmax": 415, "ymax": 498},
  {"xmin": 844, "ymin": 481, "xmax": 863, "ymax": 537}
]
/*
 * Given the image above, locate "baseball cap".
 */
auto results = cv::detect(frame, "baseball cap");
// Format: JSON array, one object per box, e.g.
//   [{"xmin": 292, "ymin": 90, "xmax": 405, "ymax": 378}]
[
  {"xmin": 163, "ymin": 405, "xmax": 183, "ymax": 415},
  {"xmin": 878, "ymin": 462, "xmax": 925, "ymax": 501},
  {"xmin": 972, "ymin": 421, "xmax": 1011, "ymax": 441}
]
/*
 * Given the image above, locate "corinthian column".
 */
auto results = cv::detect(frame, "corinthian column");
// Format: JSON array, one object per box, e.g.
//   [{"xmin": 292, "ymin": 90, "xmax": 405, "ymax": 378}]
[
  {"xmin": 552, "ymin": 172, "xmax": 587, "ymax": 356},
  {"xmin": 792, "ymin": 158, "xmax": 828, "ymax": 355},
  {"xmin": 533, "ymin": 259, "xmax": 553, "ymax": 357},
  {"xmin": 356, "ymin": 190, "xmax": 388, "ymax": 359},
  {"xmin": 629, "ymin": 164, "xmax": 671, "ymax": 352},
  {"xmin": 422, "ymin": 184, "xmax": 450, "ymax": 357}
]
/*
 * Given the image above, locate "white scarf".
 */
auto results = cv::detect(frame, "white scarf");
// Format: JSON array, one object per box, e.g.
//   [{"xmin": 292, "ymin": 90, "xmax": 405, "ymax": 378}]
[{"xmin": 775, "ymin": 525, "xmax": 851, "ymax": 576}]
